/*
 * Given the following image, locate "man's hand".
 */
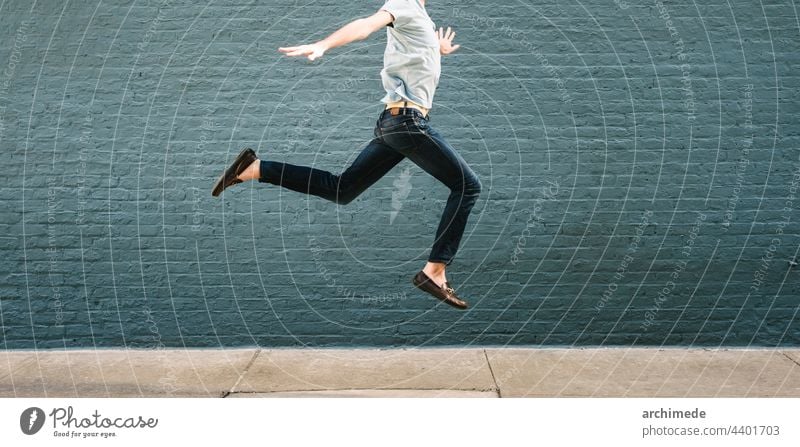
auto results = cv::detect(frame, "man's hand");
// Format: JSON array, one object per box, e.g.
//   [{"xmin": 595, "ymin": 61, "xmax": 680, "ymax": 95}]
[
  {"xmin": 437, "ymin": 27, "xmax": 460, "ymax": 55},
  {"xmin": 278, "ymin": 42, "xmax": 327, "ymax": 61}
]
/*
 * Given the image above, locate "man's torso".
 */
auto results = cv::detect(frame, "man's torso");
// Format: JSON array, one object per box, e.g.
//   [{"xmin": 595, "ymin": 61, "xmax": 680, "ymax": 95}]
[{"xmin": 380, "ymin": 0, "xmax": 441, "ymax": 109}]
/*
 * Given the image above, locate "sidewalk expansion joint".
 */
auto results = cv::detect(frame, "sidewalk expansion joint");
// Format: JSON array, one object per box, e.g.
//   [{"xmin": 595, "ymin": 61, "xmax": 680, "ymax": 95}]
[
  {"xmin": 483, "ymin": 349, "xmax": 502, "ymax": 398},
  {"xmin": 782, "ymin": 352, "xmax": 800, "ymax": 368},
  {"xmin": 226, "ymin": 348, "xmax": 262, "ymax": 396}
]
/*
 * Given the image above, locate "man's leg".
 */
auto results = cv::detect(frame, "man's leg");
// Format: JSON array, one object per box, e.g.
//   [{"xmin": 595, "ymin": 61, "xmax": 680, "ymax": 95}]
[
  {"xmin": 415, "ymin": 127, "xmax": 482, "ymax": 267},
  {"xmin": 385, "ymin": 122, "xmax": 482, "ymax": 267},
  {"xmin": 377, "ymin": 118, "xmax": 481, "ymax": 309},
  {"xmin": 254, "ymin": 138, "xmax": 405, "ymax": 205}
]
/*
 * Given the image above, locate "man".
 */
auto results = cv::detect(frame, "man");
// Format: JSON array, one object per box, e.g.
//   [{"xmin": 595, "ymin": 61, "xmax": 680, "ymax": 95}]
[{"xmin": 212, "ymin": 0, "xmax": 482, "ymax": 309}]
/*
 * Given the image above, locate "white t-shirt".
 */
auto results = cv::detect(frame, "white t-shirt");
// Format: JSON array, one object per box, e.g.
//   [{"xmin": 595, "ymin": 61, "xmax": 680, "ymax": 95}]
[{"xmin": 379, "ymin": 0, "xmax": 441, "ymax": 109}]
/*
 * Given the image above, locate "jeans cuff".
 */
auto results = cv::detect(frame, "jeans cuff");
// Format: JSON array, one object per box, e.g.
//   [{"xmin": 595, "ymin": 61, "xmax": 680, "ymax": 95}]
[{"xmin": 257, "ymin": 160, "xmax": 273, "ymax": 184}]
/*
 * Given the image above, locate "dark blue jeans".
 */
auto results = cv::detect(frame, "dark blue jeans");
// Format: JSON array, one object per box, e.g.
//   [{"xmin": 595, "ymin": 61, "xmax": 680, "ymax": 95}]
[{"xmin": 258, "ymin": 108, "xmax": 482, "ymax": 266}]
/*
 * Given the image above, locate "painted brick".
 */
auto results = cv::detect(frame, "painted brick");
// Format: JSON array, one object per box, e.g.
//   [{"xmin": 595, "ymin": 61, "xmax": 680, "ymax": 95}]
[{"xmin": 0, "ymin": 0, "xmax": 798, "ymax": 348}]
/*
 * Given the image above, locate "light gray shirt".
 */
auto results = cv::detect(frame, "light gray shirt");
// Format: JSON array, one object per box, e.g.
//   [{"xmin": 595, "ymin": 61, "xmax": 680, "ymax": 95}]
[{"xmin": 379, "ymin": 0, "xmax": 441, "ymax": 109}]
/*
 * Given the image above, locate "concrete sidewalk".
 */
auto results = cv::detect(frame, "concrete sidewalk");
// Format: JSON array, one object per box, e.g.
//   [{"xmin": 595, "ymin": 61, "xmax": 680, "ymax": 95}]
[{"xmin": 1, "ymin": 348, "xmax": 799, "ymax": 398}]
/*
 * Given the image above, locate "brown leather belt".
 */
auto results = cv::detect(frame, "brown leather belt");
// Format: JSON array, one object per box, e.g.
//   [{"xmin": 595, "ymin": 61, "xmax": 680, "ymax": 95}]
[{"xmin": 385, "ymin": 100, "xmax": 429, "ymax": 118}]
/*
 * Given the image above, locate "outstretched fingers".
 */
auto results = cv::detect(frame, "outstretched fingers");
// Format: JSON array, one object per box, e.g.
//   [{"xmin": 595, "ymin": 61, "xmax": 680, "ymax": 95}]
[
  {"xmin": 278, "ymin": 44, "xmax": 324, "ymax": 61},
  {"xmin": 279, "ymin": 45, "xmax": 312, "ymax": 56},
  {"xmin": 281, "ymin": 46, "xmax": 311, "ymax": 57}
]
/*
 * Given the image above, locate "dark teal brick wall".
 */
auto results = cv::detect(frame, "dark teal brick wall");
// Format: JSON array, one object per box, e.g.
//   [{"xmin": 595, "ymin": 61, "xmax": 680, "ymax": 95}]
[{"xmin": 1, "ymin": 0, "xmax": 798, "ymax": 348}]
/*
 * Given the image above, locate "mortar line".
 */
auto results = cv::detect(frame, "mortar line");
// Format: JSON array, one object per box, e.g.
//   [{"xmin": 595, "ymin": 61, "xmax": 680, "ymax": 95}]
[
  {"xmin": 483, "ymin": 349, "xmax": 502, "ymax": 398},
  {"xmin": 224, "ymin": 348, "xmax": 261, "ymax": 397}
]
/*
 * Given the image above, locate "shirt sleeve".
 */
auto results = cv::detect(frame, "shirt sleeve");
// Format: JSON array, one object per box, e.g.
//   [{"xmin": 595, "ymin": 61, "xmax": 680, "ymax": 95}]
[{"xmin": 381, "ymin": 0, "xmax": 414, "ymax": 28}]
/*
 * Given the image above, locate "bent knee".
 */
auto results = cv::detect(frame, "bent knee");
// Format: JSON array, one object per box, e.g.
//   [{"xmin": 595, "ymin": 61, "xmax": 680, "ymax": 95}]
[
  {"xmin": 472, "ymin": 176, "xmax": 483, "ymax": 195},
  {"xmin": 464, "ymin": 174, "xmax": 482, "ymax": 196},
  {"xmin": 335, "ymin": 193, "xmax": 355, "ymax": 205},
  {"xmin": 335, "ymin": 185, "xmax": 359, "ymax": 205},
  {"xmin": 450, "ymin": 174, "xmax": 482, "ymax": 199}
]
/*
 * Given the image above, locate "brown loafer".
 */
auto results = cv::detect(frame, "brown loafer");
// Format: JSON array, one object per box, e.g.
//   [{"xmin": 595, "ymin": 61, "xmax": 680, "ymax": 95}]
[
  {"xmin": 211, "ymin": 147, "xmax": 257, "ymax": 197},
  {"xmin": 412, "ymin": 271, "xmax": 469, "ymax": 310}
]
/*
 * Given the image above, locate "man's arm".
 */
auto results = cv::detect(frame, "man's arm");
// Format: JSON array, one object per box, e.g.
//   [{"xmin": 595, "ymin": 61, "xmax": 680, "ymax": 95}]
[{"xmin": 278, "ymin": 10, "xmax": 394, "ymax": 61}]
